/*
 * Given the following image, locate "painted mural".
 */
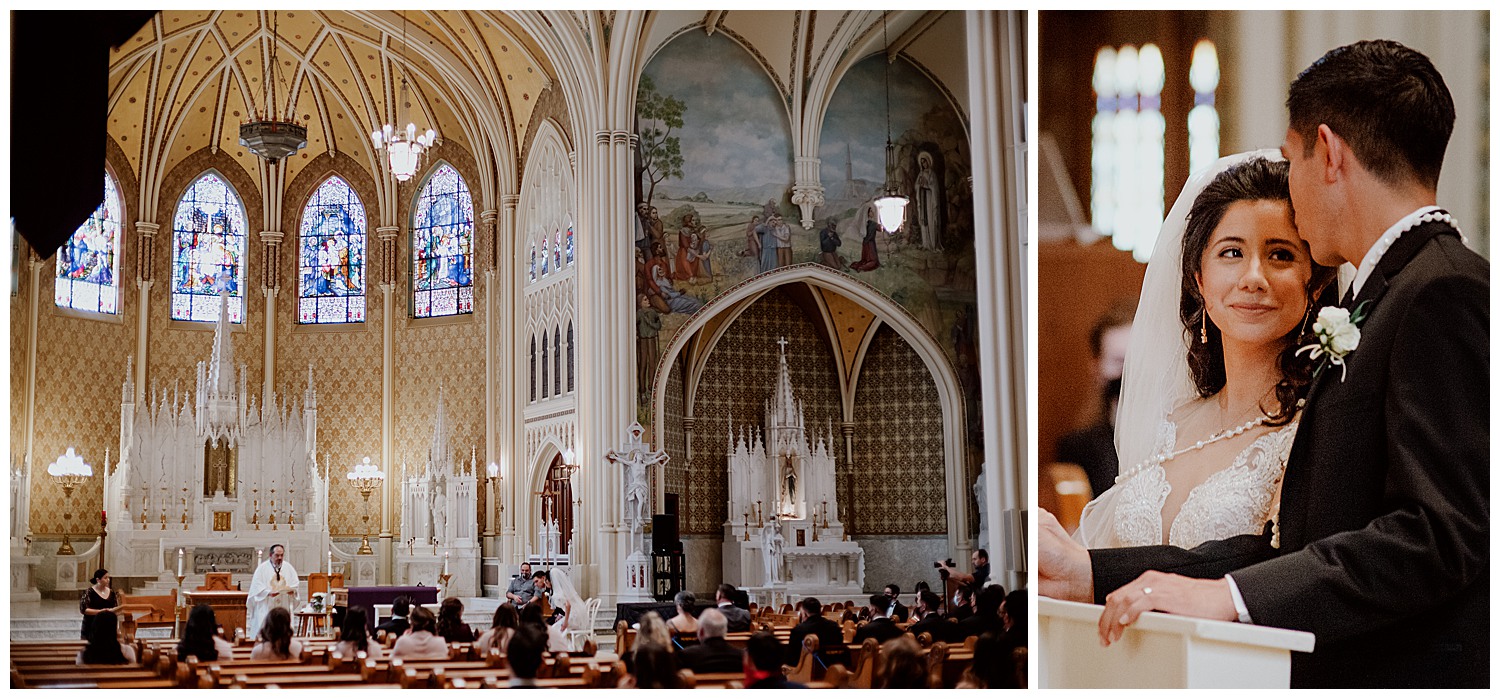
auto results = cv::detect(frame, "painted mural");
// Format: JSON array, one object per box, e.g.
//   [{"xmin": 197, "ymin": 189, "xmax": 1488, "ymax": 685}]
[{"xmin": 634, "ymin": 33, "xmax": 978, "ymax": 440}]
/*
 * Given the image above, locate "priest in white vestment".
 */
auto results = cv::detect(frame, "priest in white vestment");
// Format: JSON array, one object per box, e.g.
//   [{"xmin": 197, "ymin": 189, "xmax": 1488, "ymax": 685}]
[{"xmin": 246, "ymin": 544, "xmax": 299, "ymax": 637}]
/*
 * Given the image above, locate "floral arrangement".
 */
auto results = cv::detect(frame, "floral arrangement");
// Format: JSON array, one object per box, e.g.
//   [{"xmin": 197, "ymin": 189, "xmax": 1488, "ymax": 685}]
[{"xmin": 310, "ymin": 592, "xmax": 327, "ymax": 613}]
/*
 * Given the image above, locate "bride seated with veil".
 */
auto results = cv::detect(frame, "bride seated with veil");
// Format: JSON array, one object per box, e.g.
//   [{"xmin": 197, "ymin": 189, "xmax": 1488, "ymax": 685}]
[{"xmin": 1042, "ymin": 151, "xmax": 1338, "ymax": 590}]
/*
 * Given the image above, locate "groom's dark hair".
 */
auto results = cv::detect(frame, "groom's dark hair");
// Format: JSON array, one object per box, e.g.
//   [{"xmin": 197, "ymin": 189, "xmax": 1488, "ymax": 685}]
[{"xmin": 1288, "ymin": 39, "xmax": 1454, "ymax": 190}]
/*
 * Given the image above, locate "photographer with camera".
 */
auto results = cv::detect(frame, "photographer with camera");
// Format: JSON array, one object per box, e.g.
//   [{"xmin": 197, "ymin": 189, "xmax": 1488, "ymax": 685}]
[{"xmin": 937, "ymin": 549, "xmax": 990, "ymax": 589}]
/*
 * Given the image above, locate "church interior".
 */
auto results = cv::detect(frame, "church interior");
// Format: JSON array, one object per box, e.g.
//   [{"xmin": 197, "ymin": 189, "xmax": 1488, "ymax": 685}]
[{"xmin": 8, "ymin": 10, "xmax": 1028, "ymax": 688}]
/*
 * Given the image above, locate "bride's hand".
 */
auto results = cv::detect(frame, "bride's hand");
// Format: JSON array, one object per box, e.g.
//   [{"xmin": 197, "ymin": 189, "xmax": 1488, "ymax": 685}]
[
  {"xmin": 1038, "ymin": 508, "xmax": 1094, "ymax": 603},
  {"xmin": 1098, "ymin": 571, "xmax": 1237, "ymax": 646}
]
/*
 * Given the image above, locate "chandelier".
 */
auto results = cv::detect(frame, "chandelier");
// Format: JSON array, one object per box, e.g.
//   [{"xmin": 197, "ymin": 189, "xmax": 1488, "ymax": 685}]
[
  {"xmin": 372, "ymin": 12, "xmax": 437, "ymax": 181},
  {"xmin": 239, "ymin": 11, "xmax": 307, "ymax": 162},
  {"xmin": 873, "ymin": 10, "xmax": 909, "ymax": 234}
]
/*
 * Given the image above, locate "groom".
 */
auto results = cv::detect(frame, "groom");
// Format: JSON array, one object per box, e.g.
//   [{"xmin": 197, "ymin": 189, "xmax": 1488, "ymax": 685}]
[{"xmin": 1042, "ymin": 40, "xmax": 1488, "ymax": 688}]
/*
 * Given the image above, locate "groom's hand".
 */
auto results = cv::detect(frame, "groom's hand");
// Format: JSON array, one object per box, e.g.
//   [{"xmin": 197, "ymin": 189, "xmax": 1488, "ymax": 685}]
[
  {"xmin": 1098, "ymin": 571, "xmax": 1237, "ymax": 646},
  {"xmin": 1038, "ymin": 508, "xmax": 1093, "ymax": 603}
]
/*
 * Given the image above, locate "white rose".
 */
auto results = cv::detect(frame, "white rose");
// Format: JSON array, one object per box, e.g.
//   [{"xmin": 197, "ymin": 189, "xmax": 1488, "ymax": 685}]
[
  {"xmin": 1313, "ymin": 306, "xmax": 1350, "ymax": 331},
  {"xmin": 1327, "ymin": 323, "xmax": 1361, "ymax": 355}
]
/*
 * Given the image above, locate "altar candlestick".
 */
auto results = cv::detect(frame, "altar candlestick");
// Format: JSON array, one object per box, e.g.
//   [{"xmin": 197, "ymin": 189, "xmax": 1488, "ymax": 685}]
[
  {"xmin": 327, "ymin": 548, "xmax": 333, "ymax": 575},
  {"xmin": 443, "ymin": 552, "xmax": 450, "ymax": 575},
  {"xmin": 177, "ymin": 548, "xmax": 184, "ymax": 577}
]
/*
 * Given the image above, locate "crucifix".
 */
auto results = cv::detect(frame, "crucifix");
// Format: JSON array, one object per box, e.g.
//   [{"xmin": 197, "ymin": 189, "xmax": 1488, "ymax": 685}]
[{"xmin": 776, "ymin": 336, "xmax": 789, "ymax": 354}]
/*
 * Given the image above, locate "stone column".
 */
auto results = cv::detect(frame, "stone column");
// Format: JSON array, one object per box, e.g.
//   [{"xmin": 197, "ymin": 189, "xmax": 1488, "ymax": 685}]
[
  {"xmin": 259, "ymin": 230, "xmax": 283, "ymax": 402},
  {"xmin": 792, "ymin": 156, "xmax": 826, "ymax": 230},
  {"xmin": 134, "ymin": 221, "xmax": 159, "ymax": 403},
  {"xmin": 376, "ymin": 225, "xmax": 400, "ymax": 584},
  {"xmin": 966, "ymin": 10, "xmax": 1027, "ymax": 592}
]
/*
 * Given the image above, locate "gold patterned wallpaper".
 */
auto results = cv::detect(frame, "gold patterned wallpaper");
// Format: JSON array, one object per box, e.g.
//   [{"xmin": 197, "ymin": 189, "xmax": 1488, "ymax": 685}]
[
  {"xmin": 849, "ymin": 325, "xmax": 947, "ymax": 535},
  {"xmin": 664, "ymin": 288, "xmax": 948, "ymax": 537}
]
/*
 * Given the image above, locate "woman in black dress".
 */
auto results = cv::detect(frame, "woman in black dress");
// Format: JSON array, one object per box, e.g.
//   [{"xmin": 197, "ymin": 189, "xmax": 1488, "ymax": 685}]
[{"xmin": 79, "ymin": 568, "xmax": 122, "ymax": 639}]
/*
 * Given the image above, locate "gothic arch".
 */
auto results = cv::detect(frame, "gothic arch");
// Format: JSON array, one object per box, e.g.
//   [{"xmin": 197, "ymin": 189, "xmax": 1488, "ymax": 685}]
[{"xmin": 651, "ymin": 263, "xmax": 970, "ymax": 556}]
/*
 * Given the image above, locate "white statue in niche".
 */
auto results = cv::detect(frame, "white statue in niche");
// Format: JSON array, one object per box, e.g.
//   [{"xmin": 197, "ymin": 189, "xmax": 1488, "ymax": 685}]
[
  {"xmin": 778, "ymin": 455, "xmax": 799, "ymax": 516},
  {"xmin": 762, "ymin": 520, "xmax": 785, "ymax": 584}
]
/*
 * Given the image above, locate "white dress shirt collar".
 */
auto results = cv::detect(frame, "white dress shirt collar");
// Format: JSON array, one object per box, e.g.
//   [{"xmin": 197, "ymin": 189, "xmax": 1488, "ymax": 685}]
[{"xmin": 1349, "ymin": 206, "xmax": 1442, "ymax": 299}]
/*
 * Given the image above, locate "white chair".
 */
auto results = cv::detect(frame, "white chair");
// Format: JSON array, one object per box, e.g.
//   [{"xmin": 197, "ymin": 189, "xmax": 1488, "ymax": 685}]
[{"xmin": 566, "ymin": 597, "xmax": 602, "ymax": 652}]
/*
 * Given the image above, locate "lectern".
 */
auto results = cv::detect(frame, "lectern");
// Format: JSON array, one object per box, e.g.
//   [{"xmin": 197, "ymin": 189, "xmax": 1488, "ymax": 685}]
[{"xmin": 1039, "ymin": 597, "xmax": 1315, "ymax": 688}]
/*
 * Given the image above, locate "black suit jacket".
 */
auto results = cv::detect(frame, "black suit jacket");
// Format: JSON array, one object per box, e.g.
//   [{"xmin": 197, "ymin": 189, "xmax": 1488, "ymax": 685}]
[
  {"xmin": 716, "ymin": 603, "xmax": 753, "ymax": 633},
  {"xmin": 677, "ymin": 636, "xmax": 743, "ymax": 674},
  {"xmin": 852, "ymin": 617, "xmax": 903, "ymax": 645},
  {"xmin": 1091, "ymin": 221, "xmax": 1488, "ymax": 687},
  {"xmin": 375, "ymin": 617, "xmax": 409, "ymax": 639},
  {"xmin": 908, "ymin": 615, "xmax": 960, "ymax": 645},
  {"xmin": 785, "ymin": 615, "xmax": 843, "ymax": 665},
  {"xmin": 885, "ymin": 601, "xmax": 909, "ymax": 624}
]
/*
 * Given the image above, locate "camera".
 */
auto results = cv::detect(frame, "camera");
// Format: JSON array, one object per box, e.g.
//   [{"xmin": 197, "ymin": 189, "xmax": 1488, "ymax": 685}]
[{"xmin": 933, "ymin": 558, "xmax": 956, "ymax": 569}]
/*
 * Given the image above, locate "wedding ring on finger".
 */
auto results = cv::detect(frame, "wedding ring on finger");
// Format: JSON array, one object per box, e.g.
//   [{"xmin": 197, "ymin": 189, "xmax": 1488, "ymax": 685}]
[{"xmin": 1142, "ymin": 587, "xmax": 1153, "ymax": 595}]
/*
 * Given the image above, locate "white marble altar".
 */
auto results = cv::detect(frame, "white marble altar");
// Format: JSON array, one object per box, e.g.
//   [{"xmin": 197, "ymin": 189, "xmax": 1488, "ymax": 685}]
[
  {"xmin": 396, "ymin": 387, "xmax": 480, "ymax": 597},
  {"xmin": 721, "ymin": 339, "xmax": 863, "ymax": 598},
  {"xmin": 105, "ymin": 293, "xmax": 330, "ymax": 584}
]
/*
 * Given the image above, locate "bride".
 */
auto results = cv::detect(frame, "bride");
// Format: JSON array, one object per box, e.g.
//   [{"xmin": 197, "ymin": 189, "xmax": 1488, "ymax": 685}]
[
  {"xmin": 1041, "ymin": 151, "xmax": 1337, "ymax": 599},
  {"xmin": 545, "ymin": 568, "xmax": 589, "ymax": 652}
]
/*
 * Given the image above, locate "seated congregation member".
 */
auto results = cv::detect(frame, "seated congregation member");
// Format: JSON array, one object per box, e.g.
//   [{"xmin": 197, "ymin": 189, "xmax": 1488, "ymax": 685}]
[
  {"xmin": 883, "ymin": 584, "xmax": 909, "ymax": 623},
  {"xmin": 335, "ymin": 606, "xmax": 381, "ymax": 659},
  {"xmin": 958, "ymin": 632, "xmax": 1020, "ymax": 689},
  {"xmin": 714, "ymin": 584, "xmax": 752, "ymax": 632},
  {"xmin": 391, "ymin": 605, "xmax": 448, "ymax": 659},
  {"xmin": 665, "ymin": 589, "xmax": 699, "ymax": 638},
  {"xmin": 622, "ymin": 641, "xmax": 682, "ymax": 689},
  {"xmin": 78, "ymin": 610, "xmax": 135, "ymax": 665},
  {"xmin": 946, "ymin": 585, "xmax": 975, "ymax": 621},
  {"xmin": 677, "ymin": 608, "xmax": 744, "ymax": 674},
  {"xmin": 250, "ymin": 606, "xmax": 302, "ymax": 661},
  {"xmin": 908, "ymin": 590, "xmax": 957, "ymax": 643},
  {"xmin": 909, "ymin": 581, "xmax": 934, "ymax": 621},
  {"xmin": 177, "ymin": 604, "xmax": 234, "ymax": 662},
  {"xmin": 437, "ymin": 597, "xmax": 476, "ymax": 643},
  {"xmin": 475, "ymin": 604, "xmax": 520, "ymax": 656},
  {"xmin": 744, "ymin": 632, "xmax": 805, "ymax": 689},
  {"xmin": 375, "ymin": 595, "xmax": 413, "ymax": 639},
  {"xmin": 506, "ymin": 562, "xmax": 536, "ymax": 607},
  {"xmin": 954, "ymin": 585, "xmax": 1004, "ymax": 642},
  {"xmin": 624, "ymin": 611, "xmax": 672, "ymax": 675},
  {"xmin": 506, "ymin": 624, "xmax": 549, "ymax": 688},
  {"xmin": 785, "ymin": 596, "xmax": 842, "ymax": 665},
  {"xmin": 875, "ymin": 635, "xmax": 929, "ymax": 689},
  {"xmin": 852, "ymin": 594, "xmax": 903, "ymax": 644},
  {"xmin": 1000, "ymin": 589, "xmax": 1026, "ymax": 650}
]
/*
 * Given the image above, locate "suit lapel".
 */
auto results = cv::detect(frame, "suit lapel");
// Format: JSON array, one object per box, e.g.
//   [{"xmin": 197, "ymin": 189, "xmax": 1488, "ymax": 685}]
[{"xmin": 1283, "ymin": 220, "xmax": 1458, "ymax": 547}]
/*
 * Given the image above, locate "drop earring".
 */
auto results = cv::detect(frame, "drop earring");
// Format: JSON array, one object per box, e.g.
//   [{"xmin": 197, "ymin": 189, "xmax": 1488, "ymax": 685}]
[{"xmin": 1200, "ymin": 313, "xmax": 1208, "ymax": 344}]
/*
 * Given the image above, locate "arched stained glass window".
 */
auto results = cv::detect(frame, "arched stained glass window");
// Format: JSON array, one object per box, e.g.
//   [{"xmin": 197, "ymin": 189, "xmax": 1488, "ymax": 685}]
[
  {"xmin": 541, "ymin": 331, "xmax": 550, "ymax": 399},
  {"xmin": 529, "ymin": 243, "xmax": 537, "ymax": 281},
  {"xmin": 553, "ymin": 230, "xmax": 563, "ymax": 271},
  {"xmin": 566, "ymin": 321, "xmax": 574, "ymax": 393},
  {"xmin": 553, "ymin": 326, "xmax": 562, "ymax": 396},
  {"xmin": 171, "ymin": 172, "xmax": 247, "ymax": 322},
  {"xmin": 56, "ymin": 172, "xmax": 122, "ymax": 314},
  {"xmin": 1091, "ymin": 44, "xmax": 1166, "ymax": 263},
  {"xmin": 411, "ymin": 163, "xmax": 474, "ymax": 318},
  {"xmin": 298, "ymin": 176, "xmax": 367, "ymax": 323},
  {"xmin": 529, "ymin": 335, "xmax": 537, "ymax": 402},
  {"xmin": 539, "ymin": 236, "xmax": 550, "ymax": 276},
  {"xmin": 1188, "ymin": 40, "xmax": 1221, "ymax": 177},
  {"xmin": 565, "ymin": 221, "xmax": 574, "ymax": 266}
]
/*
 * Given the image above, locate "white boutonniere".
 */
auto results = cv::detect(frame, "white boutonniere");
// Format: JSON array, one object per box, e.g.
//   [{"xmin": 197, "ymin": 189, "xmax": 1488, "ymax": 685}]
[{"xmin": 1297, "ymin": 301, "xmax": 1371, "ymax": 381}]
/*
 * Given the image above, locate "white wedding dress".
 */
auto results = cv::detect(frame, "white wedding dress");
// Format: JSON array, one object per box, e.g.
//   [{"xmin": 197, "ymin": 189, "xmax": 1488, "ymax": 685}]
[{"xmin": 1108, "ymin": 418, "xmax": 1297, "ymax": 549}]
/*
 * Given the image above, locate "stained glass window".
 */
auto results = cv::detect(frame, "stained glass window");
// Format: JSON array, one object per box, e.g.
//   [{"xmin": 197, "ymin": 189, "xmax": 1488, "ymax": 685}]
[
  {"xmin": 546, "ymin": 328, "xmax": 558, "ymax": 399},
  {"xmin": 553, "ymin": 230, "xmax": 563, "ymax": 271},
  {"xmin": 55, "ymin": 172, "xmax": 122, "ymax": 315},
  {"xmin": 553, "ymin": 326, "xmax": 562, "ymax": 396},
  {"xmin": 1188, "ymin": 40, "xmax": 1221, "ymax": 177},
  {"xmin": 529, "ymin": 335, "xmax": 537, "ymax": 402},
  {"xmin": 566, "ymin": 322, "xmax": 574, "ymax": 393},
  {"xmin": 528, "ymin": 243, "xmax": 537, "ymax": 281},
  {"xmin": 539, "ymin": 236, "xmax": 550, "ymax": 276},
  {"xmin": 1091, "ymin": 44, "xmax": 1166, "ymax": 263},
  {"xmin": 565, "ymin": 221, "xmax": 574, "ymax": 266},
  {"xmin": 298, "ymin": 176, "xmax": 367, "ymax": 323},
  {"xmin": 411, "ymin": 162, "xmax": 474, "ymax": 318},
  {"xmin": 171, "ymin": 172, "xmax": 247, "ymax": 322}
]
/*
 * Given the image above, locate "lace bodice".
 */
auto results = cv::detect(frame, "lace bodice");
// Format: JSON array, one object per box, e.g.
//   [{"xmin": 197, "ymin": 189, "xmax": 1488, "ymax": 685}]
[{"xmin": 1113, "ymin": 419, "xmax": 1297, "ymax": 549}]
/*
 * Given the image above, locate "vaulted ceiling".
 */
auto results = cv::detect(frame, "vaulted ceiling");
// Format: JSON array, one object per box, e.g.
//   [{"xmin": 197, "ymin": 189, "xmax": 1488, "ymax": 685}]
[{"xmin": 106, "ymin": 10, "xmax": 967, "ymax": 205}]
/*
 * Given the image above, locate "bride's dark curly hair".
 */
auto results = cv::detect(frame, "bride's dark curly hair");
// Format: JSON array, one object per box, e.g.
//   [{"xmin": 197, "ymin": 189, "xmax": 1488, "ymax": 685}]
[{"xmin": 1179, "ymin": 157, "xmax": 1338, "ymax": 425}]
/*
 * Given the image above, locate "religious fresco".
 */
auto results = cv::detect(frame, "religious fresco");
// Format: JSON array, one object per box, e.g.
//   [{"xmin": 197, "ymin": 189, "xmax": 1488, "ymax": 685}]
[
  {"xmin": 635, "ymin": 34, "xmax": 978, "ymax": 430},
  {"xmin": 634, "ymin": 30, "xmax": 793, "ymax": 387}
]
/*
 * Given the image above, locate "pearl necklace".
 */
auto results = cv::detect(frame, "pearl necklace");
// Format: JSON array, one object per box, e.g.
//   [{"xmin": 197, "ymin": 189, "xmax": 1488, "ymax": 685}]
[{"xmin": 1115, "ymin": 414, "xmax": 1270, "ymax": 485}]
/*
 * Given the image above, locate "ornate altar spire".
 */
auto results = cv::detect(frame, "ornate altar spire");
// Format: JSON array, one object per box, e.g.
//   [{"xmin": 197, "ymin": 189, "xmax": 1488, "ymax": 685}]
[{"xmin": 208, "ymin": 290, "xmax": 236, "ymax": 397}]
